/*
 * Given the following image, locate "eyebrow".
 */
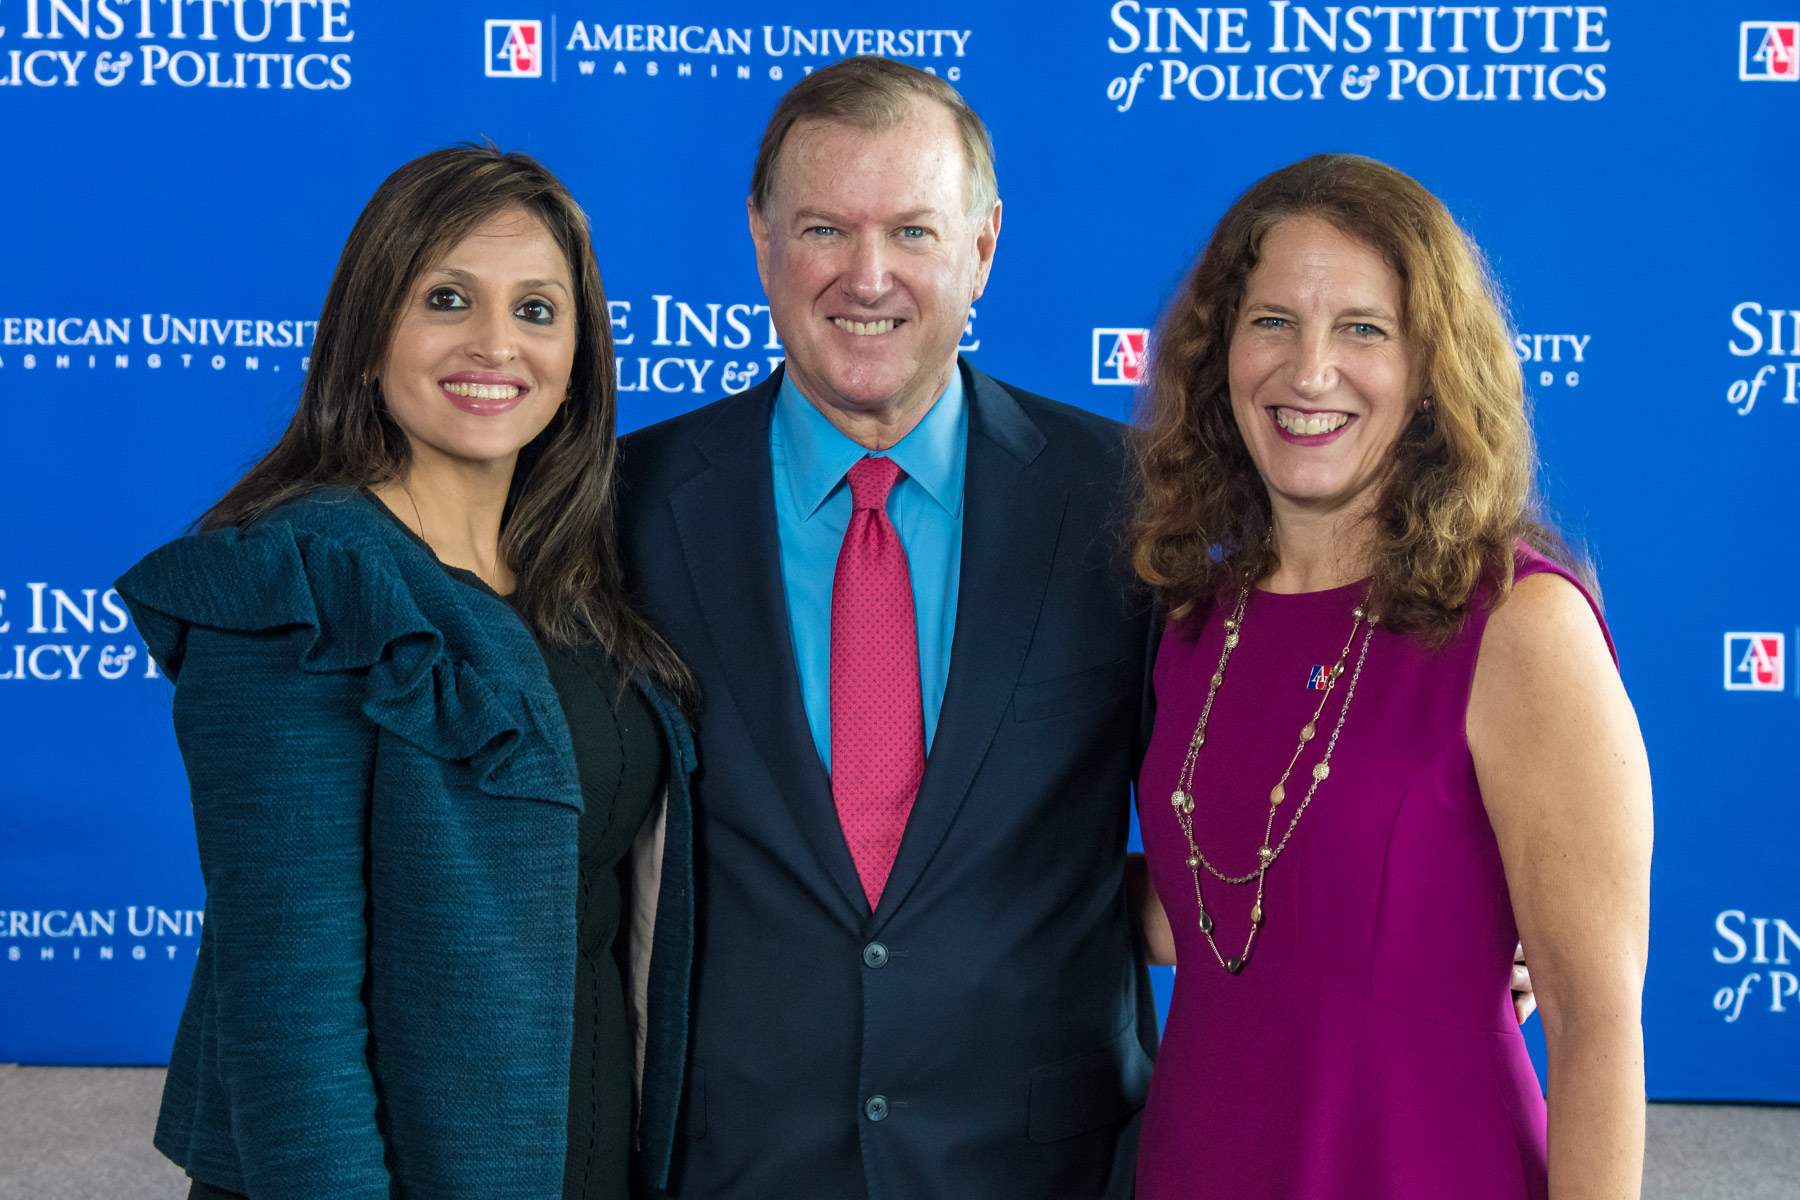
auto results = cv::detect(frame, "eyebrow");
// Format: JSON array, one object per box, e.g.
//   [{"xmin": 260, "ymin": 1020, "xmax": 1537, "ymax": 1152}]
[
  {"xmin": 429, "ymin": 267, "xmax": 571, "ymax": 294},
  {"xmin": 1244, "ymin": 302, "xmax": 1397, "ymax": 320},
  {"xmin": 791, "ymin": 208, "xmax": 944, "ymax": 225}
]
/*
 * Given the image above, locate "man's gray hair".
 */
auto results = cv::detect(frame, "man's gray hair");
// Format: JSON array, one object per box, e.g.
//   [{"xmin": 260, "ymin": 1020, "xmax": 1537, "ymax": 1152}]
[{"xmin": 750, "ymin": 56, "xmax": 998, "ymax": 224}]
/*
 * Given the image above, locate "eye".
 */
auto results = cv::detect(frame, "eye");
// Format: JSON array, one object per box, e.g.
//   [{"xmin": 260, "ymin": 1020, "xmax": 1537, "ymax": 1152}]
[
  {"xmin": 1250, "ymin": 316, "xmax": 1290, "ymax": 330},
  {"xmin": 805, "ymin": 225, "xmax": 838, "ymax": 238},
  {"xmin": 426, "ymin": 287, "xmax": 468, "ymax": 311},
  {"xmin": 897, "ymin": 226, "xmax": 928, "ymax": 239},
  {"xmin": 1346, "ymin": 322, "xmax": 1385, "ymax": 338},
  {"xmin": 515, "ymin": 298, "xmax": 555, "ymax": 325}
]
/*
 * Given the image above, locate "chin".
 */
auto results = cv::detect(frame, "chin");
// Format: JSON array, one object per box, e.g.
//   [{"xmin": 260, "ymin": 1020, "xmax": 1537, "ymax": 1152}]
[
  {"xmin": 825, "ymin": 365, "xmax": 912, "ymax": 408},
  {"xmin": 1268, "ymin": 472, "xmax": 1355, "ymax": 506},
  {"xmin": 433, "ymin": 437, "xmax": 530, "ymax": 468}
]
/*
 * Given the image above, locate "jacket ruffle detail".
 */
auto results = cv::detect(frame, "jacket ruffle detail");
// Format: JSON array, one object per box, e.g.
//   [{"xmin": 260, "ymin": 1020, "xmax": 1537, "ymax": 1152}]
[{"xmin": 117, "ymin": 510, "xmax": 580, "ymax": 810}]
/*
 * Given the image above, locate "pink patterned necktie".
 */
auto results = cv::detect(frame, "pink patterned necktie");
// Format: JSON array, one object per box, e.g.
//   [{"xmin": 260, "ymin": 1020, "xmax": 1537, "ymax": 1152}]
[{"xmin": 830, "ymin": 456, "xmax": 926, "ymax": 911}]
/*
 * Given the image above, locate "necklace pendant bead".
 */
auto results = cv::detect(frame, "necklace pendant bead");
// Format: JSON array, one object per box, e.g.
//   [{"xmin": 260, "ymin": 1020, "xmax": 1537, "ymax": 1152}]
[
  {"xmin": 1224, "ymin": 632, "xmax": 1240, "ymax": 650},
  {"xmin": 1332, "ymin": 661, "xmax": 1345, "ymax": 679},
  {"xmin": 1269, "ymin": 783, "xmax": 1285, "ymax": 806},
  {"xmin": 1225, "ymin": 956, "xmax": 1244, "ymax": 975},
  {"xmin": 1185, "ymin": 853, "xmax": 1199, "ymax": 869},
  {"xmin": 1211, "ymin": 671, "xmax": 1224, "ymax": 687},
  {"xmin": 1353, "ymin": 606, "xmax": 1364, "ymax": 620},
  {"xmin": 1223, "ymin": 618, "xmax": 1238, "ymax": 633},
  {"xmin": 1300, "ymin": 721, "xmax": 1316, "ymax": 742},
  {"xmin": 1198, "ymin": 912, "xmax": 1215, "ymax": 935},
  {"xmin": 1312, "ymin": 762, "xmax": 1330, "ymax": 782},
  {"xmin": 1251, "ymin": 904, "xmax": 1264, "ymax": 925},
  {"xmin": 1258, "ymin": 845, "xmax": 1275, "ymax": 866},
  {"xmin": 1170, "ymin": 790, "xmax": 1187, "ymax": 812}
]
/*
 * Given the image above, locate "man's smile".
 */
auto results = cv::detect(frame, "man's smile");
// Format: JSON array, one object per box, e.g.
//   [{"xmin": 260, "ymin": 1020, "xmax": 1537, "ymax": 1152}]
[{"xmin": 832, "ymin": 317, "xmax": 902, "ymax": 336}]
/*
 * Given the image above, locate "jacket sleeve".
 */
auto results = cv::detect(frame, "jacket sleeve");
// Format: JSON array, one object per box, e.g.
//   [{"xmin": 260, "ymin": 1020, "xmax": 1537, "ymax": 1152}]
[{"xmin": 172, "ymin": 622, "xmax": 393, "ymax": 1199}]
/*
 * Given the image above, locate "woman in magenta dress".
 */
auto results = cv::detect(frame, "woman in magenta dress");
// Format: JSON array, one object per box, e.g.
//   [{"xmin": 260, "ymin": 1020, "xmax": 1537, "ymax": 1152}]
[{"xmin": 1128, "ymin": 155, "xmax": 1653, "ymax": 1198}]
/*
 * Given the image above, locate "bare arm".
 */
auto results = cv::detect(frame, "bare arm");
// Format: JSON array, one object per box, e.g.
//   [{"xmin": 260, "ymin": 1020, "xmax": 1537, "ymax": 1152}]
[
  {"xmin": 1127, "ymin": 851, "xmax": 1177, "ymax": 966},
  {"xmin": 1468, "ymin": 573, "xmax": 1653, "ymax": 1200}
]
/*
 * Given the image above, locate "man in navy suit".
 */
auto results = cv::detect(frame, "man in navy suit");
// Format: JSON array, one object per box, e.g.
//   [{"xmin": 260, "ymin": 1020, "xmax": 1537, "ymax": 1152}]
[{"xmin": 619, "ymin": 56, "xmax": 1158, "ymax": 1198}]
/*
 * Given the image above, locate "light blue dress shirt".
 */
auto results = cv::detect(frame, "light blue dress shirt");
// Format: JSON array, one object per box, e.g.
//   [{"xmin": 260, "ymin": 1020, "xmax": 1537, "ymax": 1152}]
[{"xmin": 769, "ymin": 370, "xmax": 967, "ymax": 773}]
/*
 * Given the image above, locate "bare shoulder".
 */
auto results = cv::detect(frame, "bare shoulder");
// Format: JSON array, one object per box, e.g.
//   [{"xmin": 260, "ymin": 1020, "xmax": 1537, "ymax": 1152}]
[
  {"xmin": 1487, "ymin": 569, "xmax": 1602, "ymax": 639},
  {"xmin": 1478, "ymin": 572, "xmax": 1611, "ymax": 683},
  {"xmin": 1469, "ymin": 570, "xmax": 1634, "ymax": 771}
]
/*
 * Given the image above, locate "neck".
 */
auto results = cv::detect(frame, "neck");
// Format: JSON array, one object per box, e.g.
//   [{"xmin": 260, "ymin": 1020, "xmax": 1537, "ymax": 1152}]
[
  {"xmin": 793, "ymin": 361, "xmax": 953, "ymax": 451},
  {"xmin": 1261, "ymin": 500, "xmax": 1377, "ymax": 594},
  {"xmin": 371, "ymin": 449, "xmax": 517, "ymax": 594}
]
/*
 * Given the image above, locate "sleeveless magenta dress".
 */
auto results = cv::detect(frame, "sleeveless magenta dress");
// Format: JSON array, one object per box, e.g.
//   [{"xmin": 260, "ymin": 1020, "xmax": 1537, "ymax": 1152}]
[{"xmin": 1135, "ymin": 546, "xmax": 1610, "ymax": 1199}]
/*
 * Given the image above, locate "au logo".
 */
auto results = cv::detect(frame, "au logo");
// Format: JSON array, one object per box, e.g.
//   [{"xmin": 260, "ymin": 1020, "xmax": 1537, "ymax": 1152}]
[
  {"xmin": 1092, "ymin": 328, "xmax": 1148, "ymax": 386},
  {"xmin": 486, "ymin": 19, "xmax": 543, "ymax": 78},
  {"xmin": 1723, "ymin": 632, "xmax": 1785, "ymax": 691},
  {"xmin": 1740, "ymin": 21, "xmax": 1799, "ymax": 81}
]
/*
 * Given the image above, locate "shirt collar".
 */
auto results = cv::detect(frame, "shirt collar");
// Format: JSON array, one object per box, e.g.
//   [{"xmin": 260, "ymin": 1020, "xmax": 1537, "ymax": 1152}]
[{"xmin": 773, "ymin": 366, "xmax": 968, "ymax": 521}]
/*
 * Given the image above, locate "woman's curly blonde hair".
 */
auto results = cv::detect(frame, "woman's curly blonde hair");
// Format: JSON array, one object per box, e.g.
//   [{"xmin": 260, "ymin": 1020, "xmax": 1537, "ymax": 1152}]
[{"xmin": 1130, "ymin": 153, "xmax": 1583, "ymax": 646}]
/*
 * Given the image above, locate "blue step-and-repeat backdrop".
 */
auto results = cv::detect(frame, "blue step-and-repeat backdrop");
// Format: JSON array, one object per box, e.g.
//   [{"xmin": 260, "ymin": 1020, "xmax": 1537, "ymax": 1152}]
[{"xmin": 1, "ymin": 2, "xmax": 1796, "ymax": 1101}]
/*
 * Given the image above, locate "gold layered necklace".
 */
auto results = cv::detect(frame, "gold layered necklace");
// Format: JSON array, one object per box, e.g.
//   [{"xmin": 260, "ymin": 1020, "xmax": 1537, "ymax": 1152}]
[{"xmin": 1168, "ymin": 586, "xmax": 1378, "ymax": 974}]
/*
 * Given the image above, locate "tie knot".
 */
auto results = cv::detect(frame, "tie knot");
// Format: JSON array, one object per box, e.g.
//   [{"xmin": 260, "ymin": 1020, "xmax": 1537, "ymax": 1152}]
[{"xmin": 846, "ymin": 456, "xmax": 904, "ymax": 512}]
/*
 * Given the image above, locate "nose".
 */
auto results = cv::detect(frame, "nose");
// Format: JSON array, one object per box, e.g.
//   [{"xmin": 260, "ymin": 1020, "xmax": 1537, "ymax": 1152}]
[
  {"xmin": 841, "ymin": 233, "xmax": 891, "ymax": 307},
  {"xmin": 1288, "ymin": 328, "xmax": 1338, "ymax": 398},
  {"xmin": 464, "ymin": 302, "xmax": 518, "ymax": 366}
]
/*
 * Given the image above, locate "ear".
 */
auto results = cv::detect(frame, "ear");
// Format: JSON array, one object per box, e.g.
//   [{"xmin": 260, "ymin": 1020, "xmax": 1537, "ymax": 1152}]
[
  {"xmin": 969, "ymin": 197, "xmax": 1002, "ymax": 303},
  {"xmin": 747, "ymin": 196, "xmax": 774, "ymax": 294}
]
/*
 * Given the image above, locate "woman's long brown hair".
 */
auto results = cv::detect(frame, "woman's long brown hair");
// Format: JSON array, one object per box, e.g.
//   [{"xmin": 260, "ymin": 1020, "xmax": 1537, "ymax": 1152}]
[
  {"xmin": 1131, "ymin": 153, "xmax": 1585, "ymax": 646},
  {"xmin": 201, "ymin": 144, "xmax": 694, "ymax": 706}
]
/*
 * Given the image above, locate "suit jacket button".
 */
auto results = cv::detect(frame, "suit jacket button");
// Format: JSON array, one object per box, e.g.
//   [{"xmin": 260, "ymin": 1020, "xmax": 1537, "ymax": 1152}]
[
  {"xmin": 865, "ymin": 1095, "xmax": 889, "ymax": 1122},
  {"xmin": 862, "ymin": 941, "xmax": 889, "ymax": 968}
]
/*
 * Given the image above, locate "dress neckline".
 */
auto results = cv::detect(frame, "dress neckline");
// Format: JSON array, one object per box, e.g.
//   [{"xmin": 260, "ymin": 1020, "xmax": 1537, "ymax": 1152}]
[
  {"xmin": 357, "ymin": 487, "xmax": 516, "ymax": 602},
  {"xmin": 1248, "ymin": 577, "xmax": 1370, "ymax": 603}
]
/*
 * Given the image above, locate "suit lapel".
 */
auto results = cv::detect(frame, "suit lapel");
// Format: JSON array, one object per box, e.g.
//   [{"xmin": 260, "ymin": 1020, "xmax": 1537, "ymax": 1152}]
[
  {"xmin": 667, "ymin": 375, "xmax": 869, "ymax": 918},
  {"xmin": 871, "ymin": 363, "xmax": 1067, "ymax": 932}
]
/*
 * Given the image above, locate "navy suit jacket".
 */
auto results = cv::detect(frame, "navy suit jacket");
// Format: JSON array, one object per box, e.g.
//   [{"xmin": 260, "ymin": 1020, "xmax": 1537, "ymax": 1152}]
[{"xmin": 618, "ymin": 361, "xmax": 1159, "ymax": 1199}]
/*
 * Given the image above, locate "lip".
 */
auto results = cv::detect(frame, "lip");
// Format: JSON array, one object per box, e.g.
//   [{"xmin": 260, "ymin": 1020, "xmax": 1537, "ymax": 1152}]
[
  {"xmin": 439, "ymin": 370, "xmax": 530, "ymax": 416},
  {"xmin": 1267, "ymin": 406, "xmax": 1354, "ymax": 446}
]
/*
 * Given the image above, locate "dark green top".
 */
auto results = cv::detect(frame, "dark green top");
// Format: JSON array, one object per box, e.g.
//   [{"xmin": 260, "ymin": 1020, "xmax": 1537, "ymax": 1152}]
[
  {"xmin": 358, "ymin": 495, "xmax": 667, "ymax": 1199},
  {"xmin": 138, "ymin": 487, "xmax": 697, "ymax": 1200},
  {"xmin": 506, "ymin": 597, "xmax": 666, "ymax": 1200},
  {"xmin": 119, "ymin": 489, "xmax": 589, "ymax": 1200}
]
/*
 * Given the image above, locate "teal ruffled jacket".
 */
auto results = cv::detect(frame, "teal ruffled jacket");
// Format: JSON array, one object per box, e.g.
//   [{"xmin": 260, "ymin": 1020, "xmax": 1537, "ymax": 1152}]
[{"xmin": 115, "ymin": 489, "xmax": 695, "ymax": 1199}]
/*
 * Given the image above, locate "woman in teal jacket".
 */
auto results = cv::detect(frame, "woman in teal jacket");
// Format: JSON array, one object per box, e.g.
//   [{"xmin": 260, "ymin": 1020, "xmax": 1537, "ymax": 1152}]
[{"xmin": 116, "ymin": 146, "xmax": 696, "ymax": 1200}]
